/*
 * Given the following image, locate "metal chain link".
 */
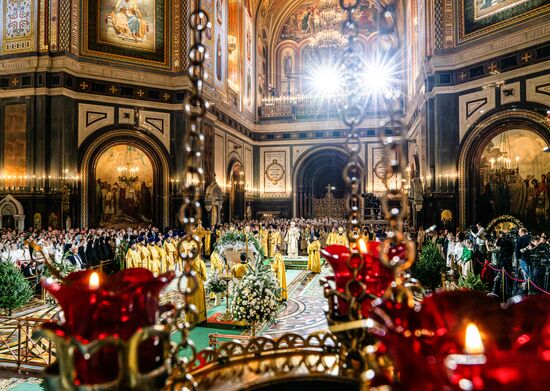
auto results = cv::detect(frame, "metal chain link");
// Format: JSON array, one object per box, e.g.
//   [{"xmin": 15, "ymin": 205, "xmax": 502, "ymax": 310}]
[
  {"xmin": 169, "ymin": 1, "xmax": 209, "ymax": 388},
  {"xmin": 339, "ymin": 0, "xmax": 415, "ymax": 306}
]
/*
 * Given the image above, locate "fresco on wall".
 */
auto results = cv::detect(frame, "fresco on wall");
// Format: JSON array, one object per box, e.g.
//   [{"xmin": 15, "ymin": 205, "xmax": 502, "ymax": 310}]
[
  {"xmin": 214, "ymin": 0, "xmax": 227, "ymax": 91},
  {"xmin": 3, "ymin": 104, "xmax": 27, "ymax": 180},
  {"xmin": 279, "ymin": 0, "xmax": 377, "ymax": 43},
  {"xmin": 94, "ymin": 145, "xmax": 153, "ymax": 227},
  {"xmin": 84, "ymin": 0, "xmax": 167, "ymax": 67},
  {"xmin": 478, "ymin": 129, "xmax": 550, "ymax": 226},
  {"xmin": 462, "ymin": 0, "xmax": 549, "ymax": 39},
  {"xmin": 98, "ymin": 0, "xmax": 156, "ymax": 50}
]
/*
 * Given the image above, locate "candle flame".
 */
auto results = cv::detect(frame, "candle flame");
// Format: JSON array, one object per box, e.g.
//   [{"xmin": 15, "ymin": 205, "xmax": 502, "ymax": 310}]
[
  {"xmin": 89, "ymin": 272, "xmax": 100, "ymax": 290},
  {"xmin": 358, "ymin": 238, "xmax": 368, "ymax": 255},
  {"xmin": 464, "ymin": 323, "xmax": 484, "ymax": 355}
]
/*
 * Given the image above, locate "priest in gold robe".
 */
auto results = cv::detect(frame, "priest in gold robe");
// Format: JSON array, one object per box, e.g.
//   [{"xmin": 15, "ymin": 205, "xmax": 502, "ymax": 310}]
[
  {"xmin": 209, "ymin": 250, "xmax": 224, "ymax": 299},
  {"xmin": 194, "ymin": 220, "xmax": 207, "ymax": 255},
  {"xmin": 155, "ymin": 237, "xmax": 168, "ymax": 274},
  {"xmin": 327, "ymin": 227, "xmax": 349, "ymax": 247},
  {"xmin": 148, "ymin": 237, "xmax": 161, "ymax": 275},
  {"xmin": 232, "ymin": 252, "xmax": 251, "ymax": 280},
  {"xmin": 271, "ymin": 246, "xmax": 287, "ymax": 301},
  {"xmin": 163, "ymin": 235, "xmax": 177, "ymax": 271},
  {"xmin": 268, "ymin": 226, "xmax": 283, "ymax": 258},
  {"xmin": 307, "ymin": 237, "xmax": 321, "ymax": 273},
  {"xmin": 182, "ymin": 238, "xmax": 208, "ymax": 324},
  {"xmin": 259, "ymin": 225, "xmax": 269, "ymax": 257},
  {"xmin": 125, "ymin": 240, "xmax": 141, "ymax": 269},
  {"xmin": 137, "ymin": 236, "xmax": 151, "ymax": 271}
]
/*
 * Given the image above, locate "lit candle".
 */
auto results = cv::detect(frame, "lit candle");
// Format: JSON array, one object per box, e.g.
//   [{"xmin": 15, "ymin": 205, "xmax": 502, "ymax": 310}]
[
  {"xmin": 88, "ymin": 271, "xmax": 100, "ymax": 290},
  {"xmin": 445, "ymin": 323, "xmax": 487, "ymax": 390}
]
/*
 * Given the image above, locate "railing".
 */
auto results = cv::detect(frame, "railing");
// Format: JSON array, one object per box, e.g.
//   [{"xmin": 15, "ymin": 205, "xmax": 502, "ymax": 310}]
[
  {"xmin": 259, "ymin": 93, "xmax": 402, "ymax": 119},
  {"xmin": 259, "ymin": 94, "xmax": 378, "ymax": 119},
  {"xmin": 0, "ymin": 316, "xmax": 54, "ymax": 372}
]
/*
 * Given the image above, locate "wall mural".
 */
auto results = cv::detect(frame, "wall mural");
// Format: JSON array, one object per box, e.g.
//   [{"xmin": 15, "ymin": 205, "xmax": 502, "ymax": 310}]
[
  {"xmin": 478, "ymin": 129, "xmax": 550, "ymax": 226},
  {"xmin": 279, "ymin": 0, "xmax": 377, "ymax": 43},
  {"xmin": 462, "ymin": 0, "xmax": 549, "ymax": 40},
  {"xmin": 214, "ymin": 0, "xmax": 227, "ymax": 91},
  {"xmin": 243, "ymin": 10, "xmax": 254, "ymax": 111},
  {"xmin": 83, "ymin": 0, "xmax": 168, "ymax": 67},
  {"xmin": 94, "ymin": 144, "xmax": 153, "ymax": 227},
  {"xmin": 99, "ymin": 0, "xmax": 156, "ymax": 50},
  {"xmin": 2, "ymin": 0, "xmax": 34, "ymax": 53},
  {"xmin": 275, "ymin": 0, "xmax": 377, "ymax": 95},
  {"xmin": 263, "ymin": 151, "xmax": 287, "ymax": 195},
  {"xmin": 3, "ymin": 104, "xmax": 27, "ymax": 181}
]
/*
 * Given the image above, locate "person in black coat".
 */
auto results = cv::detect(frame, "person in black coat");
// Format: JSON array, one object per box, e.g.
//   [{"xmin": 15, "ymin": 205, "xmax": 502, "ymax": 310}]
[{"xmin": 67, "ymin": 246, "xmax": 86, "ymax": 270}]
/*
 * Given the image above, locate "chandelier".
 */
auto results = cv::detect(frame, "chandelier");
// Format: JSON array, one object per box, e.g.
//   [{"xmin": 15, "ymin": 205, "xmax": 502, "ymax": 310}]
[
  {"xmin": 308, "ymin": 0, "xmax": 347, "ymax": 49},
  {"xmin": 117, "ymin": 145, "xmax": 140, "ymax": 186},
  {"xmin": 487, "ymin": 131, "xmax": 519, "ymax": 183}
]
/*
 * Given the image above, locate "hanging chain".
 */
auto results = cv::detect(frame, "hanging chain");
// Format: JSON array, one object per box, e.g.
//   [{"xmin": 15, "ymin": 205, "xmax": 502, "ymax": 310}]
[
  {"xmin": 339, "ymin": 0, "xmax": 415, "ymax": 305},
  {"xmin": 340, "ymin": 0, "xmax": 364, "ymax": 245},
  {"xmin": 170, "ymin": 1, "xmax": 209, "ymax": 388}
]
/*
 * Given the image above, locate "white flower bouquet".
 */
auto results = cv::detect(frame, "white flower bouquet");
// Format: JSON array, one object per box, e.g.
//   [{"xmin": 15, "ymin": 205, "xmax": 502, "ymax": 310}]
[{"xmin": 231, "ymin": 265, "xmax": 280, "ymax": 327}]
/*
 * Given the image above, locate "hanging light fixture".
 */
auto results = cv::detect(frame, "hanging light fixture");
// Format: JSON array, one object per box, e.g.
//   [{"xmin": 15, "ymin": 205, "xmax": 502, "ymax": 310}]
[{"xmin": 117, "ymin": 144, "xmax": 140, "ymax": 186}]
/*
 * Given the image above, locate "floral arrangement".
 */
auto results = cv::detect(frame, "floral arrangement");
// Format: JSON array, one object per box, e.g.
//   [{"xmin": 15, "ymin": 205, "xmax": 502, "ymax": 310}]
[
  {"xmin": 231, "ymin": 265, "xmax": 280, "ymax": 326},
  {"xmin": 206, "ymin": 271, "xmax": 227, "ymax": 294},
  {"xmin": 214, "ymin": 231, "xmax": 265, "ymax": 260}
]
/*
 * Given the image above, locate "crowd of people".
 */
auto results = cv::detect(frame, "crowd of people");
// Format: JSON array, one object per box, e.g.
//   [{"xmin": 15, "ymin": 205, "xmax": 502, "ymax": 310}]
[
  {"xmin": 412, "ymin": 224, "xmax": 550, "ymax": 297},
  {"xmin": 2, "ymin": 218, "xmax": 548, "ymax": 304}
]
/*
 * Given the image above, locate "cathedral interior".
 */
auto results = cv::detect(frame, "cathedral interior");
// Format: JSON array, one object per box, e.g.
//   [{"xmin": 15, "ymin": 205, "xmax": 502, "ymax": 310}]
[{"xmin": 0, "ymin": 0, "xmax": 549, "ymax": 390}]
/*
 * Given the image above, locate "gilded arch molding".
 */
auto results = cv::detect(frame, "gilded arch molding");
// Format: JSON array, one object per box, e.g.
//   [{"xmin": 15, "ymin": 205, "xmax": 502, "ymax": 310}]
[
  {"xmin": 80, "ymin": 129, "xmax": 171, "ymax": 228},
  {"xmin": 458, "ymin": 109, "xmax": 550, "ymax": 228}
]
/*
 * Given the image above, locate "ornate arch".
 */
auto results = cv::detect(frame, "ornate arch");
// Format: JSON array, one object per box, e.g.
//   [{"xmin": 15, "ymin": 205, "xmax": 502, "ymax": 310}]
[
  {"xmin": 79, "ymin": 128, "xmax": 171, "ymax": 228},
  {"xmin": 457, "ymin": 109, "xmax": 550, "ymax": 227},
  {"xmin": 292, "ymin": 145, "xmax": 364, "ymax": 217}
]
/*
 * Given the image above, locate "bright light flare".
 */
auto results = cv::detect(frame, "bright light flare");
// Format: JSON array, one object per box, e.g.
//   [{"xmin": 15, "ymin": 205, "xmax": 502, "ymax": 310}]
[
  {"xmin": 310, "ymin": 65, "xmax": 342, "ymax": 96},
  {"xmin": 363, "ymin": 64, "xmax": 392, "ymax": 94}
]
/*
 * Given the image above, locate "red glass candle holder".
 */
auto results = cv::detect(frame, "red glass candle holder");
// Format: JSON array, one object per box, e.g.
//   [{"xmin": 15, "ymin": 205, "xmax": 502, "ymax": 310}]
[{"xmin": 39, "ymin": 268, "xmax": 175, "ymax": 387}]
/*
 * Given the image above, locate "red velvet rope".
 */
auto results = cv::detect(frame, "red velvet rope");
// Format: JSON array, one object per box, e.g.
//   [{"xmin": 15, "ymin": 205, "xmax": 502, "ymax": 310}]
[{"xmin": 470, "ymin": 258, "xmax": 550, "ymax": 295}]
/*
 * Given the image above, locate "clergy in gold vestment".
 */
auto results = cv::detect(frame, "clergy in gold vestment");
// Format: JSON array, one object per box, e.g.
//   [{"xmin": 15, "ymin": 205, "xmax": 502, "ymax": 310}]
[
  {"xmin": 156, "ymin": 238, "xmax": 168, "ymax": 274},
  {"xmin": 194, "ymin": 221, "xmax": 207, "ymax": 255},
  {"xmin": 189, "ymin": 256, "xmax": 208, "ymax": 324},
  {"xmin": 327, "ymin": 227, "xmax": 349, "ymax": 247},
  {"xmin": 271, "ymin": 248, "xmax": 287, "ymax": 301},
  {"xmin": 232, "ymin": 253, "xmax": 251, "ymax": 280},
  {"xmin": 204, "ymin": 229, "xmax": 212, "ymax": 256},
  {"xmin": 307, "ymin": 238, "xmax": 321, "ymax": 273},
  {"xmin": 209, "ymin": 250, "xmax": 224, "ymax": 299},
  {"xmin": 148, "ymin": 238, "xmax": 161, "ymax": 275},
  {"xmin": 259, "ymin": 226, "xmax": 269, "ymax": 257},
  {"xmin": 125, "ymin": 241, "xmax": 141, "ymax": 269},
  {"xmin": 137, "ymin": 237, "xmax": 151, "ymax": 270},
  {"xmin": 268, "ymin": 227, "xmax": 283, "ymax": 258},
  {"xmin": 163, "ymin": 236, "xmax": 177, "ymax": 271}
]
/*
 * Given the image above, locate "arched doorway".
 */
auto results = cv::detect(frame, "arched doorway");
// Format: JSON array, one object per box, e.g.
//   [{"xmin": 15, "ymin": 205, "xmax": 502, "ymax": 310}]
[
  {"xmin": 293, "ymin": 147, "xmax": 358, "ymax": 218},
  {"xmin": 228, "ymin": 161, "xmax": 245, "ymax": 221},
  {"xmin": 0, "ymin": 195, "xmax": 24, "ymax": 230},
  {"xmin": 80, "ymin": 129, "xmax": 170, "ymax": 228},
  {"xmin": 458, "ymin": 110, "xmax": 550, "ymax": 228}
]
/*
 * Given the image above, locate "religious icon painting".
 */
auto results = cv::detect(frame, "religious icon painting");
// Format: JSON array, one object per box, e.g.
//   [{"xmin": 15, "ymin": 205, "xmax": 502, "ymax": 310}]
[
  {"xmin": 460, "ymin": 0, "xmax": 550, "ymax": 41},
  {"xmin": 82, "ymin": 0, "xmax": 169, "ymax": 68}
]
